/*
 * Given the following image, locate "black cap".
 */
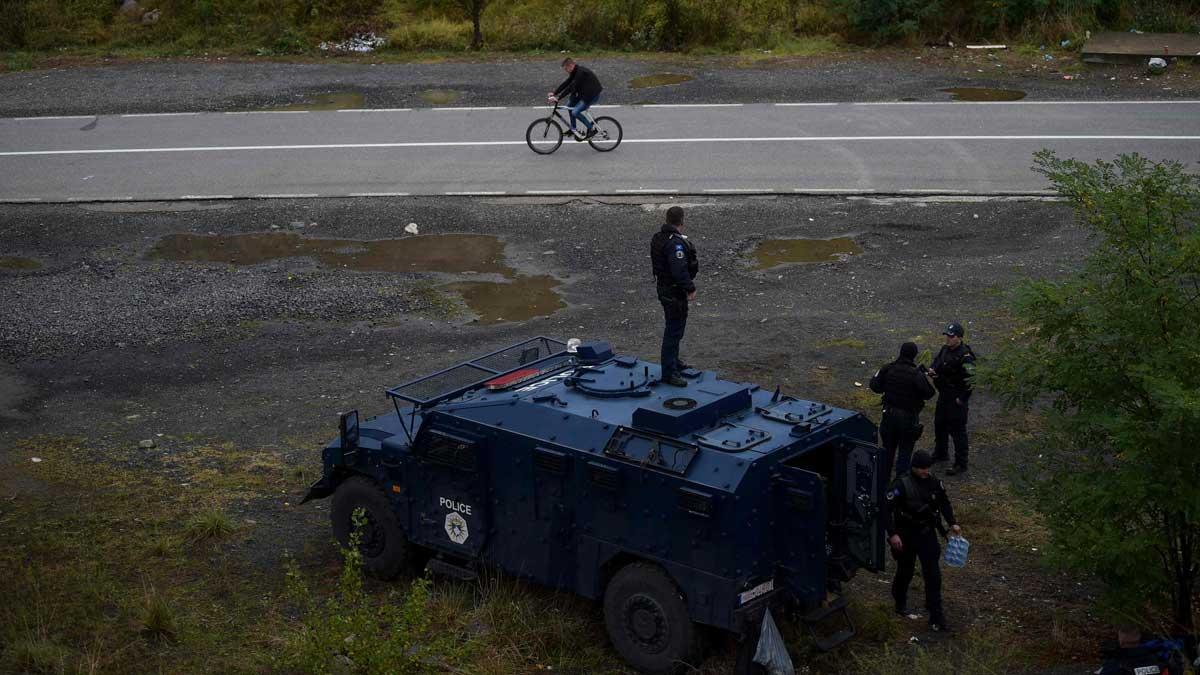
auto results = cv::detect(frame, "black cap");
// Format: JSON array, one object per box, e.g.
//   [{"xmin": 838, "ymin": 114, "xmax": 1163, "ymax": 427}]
[
  {"xmin": 942, "ymin": 322, "xmax": 964, "ymax": 337},
  {"xmin": 911, "ymin": 450, "xmax": 933, "ymax": 469},
  {"xmin": 899, "ymin": 342, "xmax": 919, "ymax": 360}
]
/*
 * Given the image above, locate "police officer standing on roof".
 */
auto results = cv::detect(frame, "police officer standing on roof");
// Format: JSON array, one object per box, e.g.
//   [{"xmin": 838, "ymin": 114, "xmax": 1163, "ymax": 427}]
[
  {"xmin": 888, "ymin": 450, "xmax": 961, "ymax": 632},
  {"xmin": 870, "ymin": 342, "xmax": 937, "ymax": 479},
  {"xmin": 929, "ymin": 322, "xmax": 976, "ymax": 476},
  {"xmin": 650, "ymin": 206, "xmax": 697, "ymax": 387}
]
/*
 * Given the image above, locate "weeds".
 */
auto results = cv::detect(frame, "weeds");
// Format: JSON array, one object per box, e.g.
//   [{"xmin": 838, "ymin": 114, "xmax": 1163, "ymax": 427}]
[
  {"xmin": 139, "ymin": 586, "xmax": 178, "ymax": 642},
  {"xmin": 183, "ymin": 508, "xmax": 234, "ymax": 542}
]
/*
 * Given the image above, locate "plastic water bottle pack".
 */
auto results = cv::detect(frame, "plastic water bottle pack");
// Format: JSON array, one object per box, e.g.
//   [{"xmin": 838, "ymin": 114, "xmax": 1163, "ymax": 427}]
[{"xmin": 943, "ymin": 535, "xmax": 970, "ymax": 568}]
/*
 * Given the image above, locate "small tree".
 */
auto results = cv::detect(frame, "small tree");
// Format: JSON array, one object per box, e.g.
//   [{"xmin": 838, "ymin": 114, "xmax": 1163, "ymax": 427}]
[
  {"xmin": 987, "ymin": 151, "xmax": 1200, "ymax": 637},
  {"xmin": 462, "ymin": 0, "xmax": 487, "ymax": 49}
]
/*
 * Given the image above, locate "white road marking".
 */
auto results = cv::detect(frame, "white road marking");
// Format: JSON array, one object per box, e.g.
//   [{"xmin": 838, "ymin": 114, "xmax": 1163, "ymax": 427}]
[
  {"xmin": 526, "ymin": 190, "xmax": 590, "ymax": 194},
  {"xmin": 854, "ymin": 100, "xmax": 1200, "ymax": 106},
  {"xmin": 10, "ymin": 115, "xmax": 95, "ymax": 121},
  {"xmin": 1, "ymin": 197, "xmax": 42, "ymax": 202},
  {"xmin": 899, "ymin": 189, "xmax": 971, "ymax": 193},
  {"xmin": 256, "ymin": 193, "xmax": 319, "ymax": 198},
  {"xmin": 180, "ymin": 194, "xmax": 235, "ymax": 199},
  {"xmin": 120, "ymin": 112, "xmax": 201, "ymax": 118},
  {"xmin": 703, "ymin": 188, "xmax": 773, "ymax": 193},
  {"xmin": 4, "ymin": 135, "xmax": 1196, "ymax": 158},
  {"xmin": 617, "ymin": 189, "xmax": 679, "ymax": 193},
  {"xmin": 433, "ymin": 107, "xmax": 507, "ymax": 111},
  {"xmin": 445, "ymin": 191, "xmax": 506, "ymax": 195},
  {"xmin": 643, "ymin": 103, "xmax": 744, "ymax": 108},
  {"xmin": 348, "ymin": 192, "xmax": 411, "ymax": 196},
  {"xmin": 225, "ymin": 111, "xmax": 310, "ymax": 115},
  {"xmin": 337, "ymin": 108, "xmax": 413, "ymax": 113},
  {"xmin": 793, "ymin": 188, "xmax": 873, "ymax": 193}
]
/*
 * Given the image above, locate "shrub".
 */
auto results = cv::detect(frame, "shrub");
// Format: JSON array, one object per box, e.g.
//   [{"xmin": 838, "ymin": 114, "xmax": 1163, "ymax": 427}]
[{"xmin": 387, "ymin": 16, "xmax": 471, "ymax": 50}]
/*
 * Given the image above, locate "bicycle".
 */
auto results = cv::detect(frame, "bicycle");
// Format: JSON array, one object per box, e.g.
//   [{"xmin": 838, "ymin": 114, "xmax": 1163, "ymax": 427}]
[{"xmin": 525, "ymin": 98, "xmax": 623, "ymax": 155}]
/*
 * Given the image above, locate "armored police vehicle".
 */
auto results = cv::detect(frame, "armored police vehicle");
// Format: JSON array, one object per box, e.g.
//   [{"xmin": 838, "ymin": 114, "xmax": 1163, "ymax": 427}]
[{"xmin": 302, "ymin": 337, "xmax": 886, "ymax": 673}]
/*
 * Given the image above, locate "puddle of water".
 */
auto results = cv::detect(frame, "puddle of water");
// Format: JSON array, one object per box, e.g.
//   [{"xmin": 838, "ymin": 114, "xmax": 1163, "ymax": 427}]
[
  {"xmin": 0, "ymin": 256, "xmax": 42, "ymax": 271},
  {"xmin": 940, "ymin": 87, "xmax": 1026, "ymax": 101},
  {"xmin": 751, "ymin": 238, "xmax": 862, "ymax": 269},
  {"xmin": 420, "ymin": 89, "xmax": 460, "ymax": 105},
  {"xmin": 148, "ymin": 233, "xmax": 514, "ymax": 276},
  {"xmin": 442, "ymin": 275, "xmax": 564, "ymax": 324},
  {"xmin": 264, "ymin": 92, "xmax": 365, "ymax": 111},
  {"xmin": 629, "ymin": 73, "xmax": 694, "ymax": 89}
]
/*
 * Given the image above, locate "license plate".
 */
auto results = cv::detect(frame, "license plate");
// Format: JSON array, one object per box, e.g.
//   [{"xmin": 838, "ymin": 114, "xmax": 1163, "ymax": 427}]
[{"xmin": 738, "ymin": 579, "xmax": 774, "ymax": 606}]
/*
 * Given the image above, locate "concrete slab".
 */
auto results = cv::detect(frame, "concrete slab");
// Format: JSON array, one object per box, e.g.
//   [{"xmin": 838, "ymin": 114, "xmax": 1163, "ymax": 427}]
[{"xmin": 1082, "ymin": 31, "xmax": 1200, "ymax": 64}]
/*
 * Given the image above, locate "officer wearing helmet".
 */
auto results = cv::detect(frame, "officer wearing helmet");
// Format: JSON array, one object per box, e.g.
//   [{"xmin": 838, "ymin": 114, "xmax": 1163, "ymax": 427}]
[
  {"xmin": 928, "ymin": 322, "xmax": 976, "ymax": 475},
  {"xmin": 888, "ymin": 449, "xmax": 961, "ymax": 632}
]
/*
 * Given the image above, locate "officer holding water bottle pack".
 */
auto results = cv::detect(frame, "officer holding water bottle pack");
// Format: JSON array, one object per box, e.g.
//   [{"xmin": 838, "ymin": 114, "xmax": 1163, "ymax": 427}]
[{"xmin": 887, "ymin": 450, "xmax": 963, "ymax": 633}]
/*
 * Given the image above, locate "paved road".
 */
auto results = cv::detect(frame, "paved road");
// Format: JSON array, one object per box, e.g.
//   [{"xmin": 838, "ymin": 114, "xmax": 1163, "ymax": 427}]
[{"xmin": 1, "ymin": 100, "xmax": 1198, "ymax": 202}]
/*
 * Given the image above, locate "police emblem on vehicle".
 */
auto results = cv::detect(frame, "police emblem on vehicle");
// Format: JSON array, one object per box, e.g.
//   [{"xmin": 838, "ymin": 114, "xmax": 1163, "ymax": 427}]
[{"xmin": 445, "ymin": 511, "xmax": 469, "ymax": 544}]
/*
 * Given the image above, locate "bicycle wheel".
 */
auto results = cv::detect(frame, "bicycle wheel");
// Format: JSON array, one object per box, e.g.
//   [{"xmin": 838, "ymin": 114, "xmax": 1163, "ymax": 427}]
[
  {"xmin": 526, "ymin": 117, "xmax": 564, "ymax": 155},
  {"xmin": 587, "ymin": 116, "xmax": 623, "ymax": 152}
]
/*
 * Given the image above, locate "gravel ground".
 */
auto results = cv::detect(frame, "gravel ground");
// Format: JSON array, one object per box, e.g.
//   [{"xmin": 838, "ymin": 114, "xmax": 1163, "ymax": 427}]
[
  {"xmin": 0, "ymin": 192, "xmax": 1106, "ymax": 670},
  {"xmin": 1, "ymin": 48, "xmax": 1196, "ymax": 117}
]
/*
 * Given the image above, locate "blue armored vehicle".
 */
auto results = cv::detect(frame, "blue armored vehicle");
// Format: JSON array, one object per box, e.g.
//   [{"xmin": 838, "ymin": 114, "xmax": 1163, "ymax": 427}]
[{"xmin": 303, "ymin": 337, "xmax": 886, "ymax": 673}]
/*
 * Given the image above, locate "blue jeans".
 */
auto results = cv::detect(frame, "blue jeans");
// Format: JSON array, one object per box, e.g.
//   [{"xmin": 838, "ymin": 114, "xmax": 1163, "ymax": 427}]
[{"xmin": 567, "ymin": 94, "xmax": 599, "ymax": 132}]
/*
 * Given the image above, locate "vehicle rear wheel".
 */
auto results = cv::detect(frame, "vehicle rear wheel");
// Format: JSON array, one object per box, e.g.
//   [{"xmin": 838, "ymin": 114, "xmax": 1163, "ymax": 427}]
[
  {"xmin": 526, "ymin": 117, "xmax": 564, "ymax": 155},
  {"xmin": 587, "ymin": 116, "xmax": 623, "ymax": 152},
  {"xmin": 603, "ymin": 562, "xmax": 699, "ymax": 674},
  {"xmin": 331, "ymin": 476, "xmax": 410, "ymax": 579}
]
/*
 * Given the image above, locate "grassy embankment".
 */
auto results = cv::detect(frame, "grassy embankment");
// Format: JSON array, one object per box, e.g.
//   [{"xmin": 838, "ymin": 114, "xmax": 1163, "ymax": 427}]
[
  {"xmin": 1, "ymin": 0, "xmax": 1198, "ymax": 70},
  {"xmin": 1, "ymin": 406, "xmax": 1093, "ymax": 674}
]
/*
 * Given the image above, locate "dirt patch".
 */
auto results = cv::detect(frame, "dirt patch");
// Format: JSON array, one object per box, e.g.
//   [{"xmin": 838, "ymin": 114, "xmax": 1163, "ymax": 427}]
[
  {"xmin": 419, "ymin": 89, "xmax": 460, "ymax": 105},
  {"xmin": 148, "ymin": 232, "xmax": 513, "ymax": 276},
  {"xmin": 0, "ymin": 256, "xmax": 41, "ymax": 271},
  {"xmin": 261, "ymin": 91, "xmax": 365, "ymax": 111},
  {"xmin": 750, "ymin": 237, "xmax": 862, "ymax": 268},
  {"xmin": 629, "ymin": 73, "xmax": 694, "ymax": 88},
  {"xmin": 442, "ymin": 275, "xmax": 565, "ymax": 324},
  {"xmin": 941, "ymin": 87, "xmax": 1027, "ymax": 101}
]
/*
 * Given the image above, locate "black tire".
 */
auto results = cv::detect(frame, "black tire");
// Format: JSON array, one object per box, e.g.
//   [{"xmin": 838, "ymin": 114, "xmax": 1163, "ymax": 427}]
[
  {"xmin": 331, "ymin": 475, "xmax": 410, "ymax": 579},
  {"xmin": 587, "ymin": 116, "xmax": 623, "ymax": 152},
  {"xmin": 526, "ymin": 117, "xmax": 564, "ymax": 155},
  {"xmin": 603, "ymin": 562, "xmax": 699, "ymax": 674}
]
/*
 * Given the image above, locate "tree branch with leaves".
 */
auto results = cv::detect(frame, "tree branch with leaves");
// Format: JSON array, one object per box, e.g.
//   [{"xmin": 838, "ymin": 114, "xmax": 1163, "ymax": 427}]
[{"xmin": 985, "ymin": 151, "xmax": 1200, "ymax": 644}]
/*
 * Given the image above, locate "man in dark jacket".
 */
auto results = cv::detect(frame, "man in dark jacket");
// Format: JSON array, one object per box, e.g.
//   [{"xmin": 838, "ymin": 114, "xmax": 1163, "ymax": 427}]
[
  {"xmin": 929, "ymin": 322, "xmax": 976, "ymax": 476},
  {"xmin": 887, "ymin": 450, "xmax": 961, "ymax": 632},
  {"xmin": 870, "ymin": 342, "xmax": 937, "ymax": 478},
  {"xmin": 650, "ymin": 206, "xmax": 697, "ymax": 387},
  {"xmin": 549, "ymin": 58, "xmax": 603, "ymax": 140}
]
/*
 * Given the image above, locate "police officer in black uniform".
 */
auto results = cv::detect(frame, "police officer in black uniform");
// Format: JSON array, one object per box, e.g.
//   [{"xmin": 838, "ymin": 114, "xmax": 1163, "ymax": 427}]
[
  {"xmin": 888, "ymin": 450, "xmax": 961, "ymax": 632},
  {"xmin": 650, "ymin": 206, "xmax": 697, "ymax": 387},
  {"xmin": 870, "ymin": 341, "xmax": 937, "ymax": 479},
  {"xmin": 929, "ymin": 322, "xmax": 977, "ymax": 476}
]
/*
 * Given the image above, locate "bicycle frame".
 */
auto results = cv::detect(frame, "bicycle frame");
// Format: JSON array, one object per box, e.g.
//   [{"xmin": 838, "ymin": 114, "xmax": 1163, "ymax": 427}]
[{"xmin": 547, "ymin": 99, "xmax": 597, "ymax": 131}]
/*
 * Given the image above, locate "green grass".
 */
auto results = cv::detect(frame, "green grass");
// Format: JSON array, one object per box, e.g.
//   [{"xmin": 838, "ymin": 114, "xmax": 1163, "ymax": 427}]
[{"xmin": 0, "ymin": 433, "xmax": 1097, "ymax": 673}]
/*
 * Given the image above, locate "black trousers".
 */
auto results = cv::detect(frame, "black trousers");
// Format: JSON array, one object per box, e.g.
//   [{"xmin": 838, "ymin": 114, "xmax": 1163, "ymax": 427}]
[
  {"xmin": 933, "ymin": 395, "xmax": 969, "ymax": 468},
  {"xmin": 892, "ymin": 527, "xmax": 944, "ymax": 623},
  {"xmin": 657, "ymin": 284, "xmax": 688, "ymax": 377},
  {"xmin": 880, "ymin": 408, "xmax": 919, "ymax": 479}
]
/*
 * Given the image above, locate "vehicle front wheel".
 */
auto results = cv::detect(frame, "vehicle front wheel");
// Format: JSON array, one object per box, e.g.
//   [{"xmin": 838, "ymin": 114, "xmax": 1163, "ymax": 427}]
[
  {"xmin": 603, "ymin": 562, "xmax": 699, "ymax": 674},
  {"xmin": 330, "ymin": 476, "xmax": 410, "ymax": 579}
]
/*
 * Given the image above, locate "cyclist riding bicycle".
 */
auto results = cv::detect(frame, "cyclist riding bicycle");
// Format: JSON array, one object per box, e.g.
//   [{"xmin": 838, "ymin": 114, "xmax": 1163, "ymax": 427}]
[{"xmin": 548, "ymin": 57, "xmax": 603, "ymax": 141}]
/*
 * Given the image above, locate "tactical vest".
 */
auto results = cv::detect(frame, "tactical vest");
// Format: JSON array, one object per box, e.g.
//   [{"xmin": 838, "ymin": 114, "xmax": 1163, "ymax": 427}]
[{"xmin": 896, "ymin": 474, "xmax": 940, "ymax": 532}]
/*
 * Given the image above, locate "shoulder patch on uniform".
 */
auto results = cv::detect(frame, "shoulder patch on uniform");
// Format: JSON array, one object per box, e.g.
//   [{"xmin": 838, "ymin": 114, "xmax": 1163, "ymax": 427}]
[
  {"xmin": 675, "ymin": 250, "xmax": 685, "ymax": 259},
  {"xmin": 886, "ymin": 487, "xmax": 900, "ymax": 500}
]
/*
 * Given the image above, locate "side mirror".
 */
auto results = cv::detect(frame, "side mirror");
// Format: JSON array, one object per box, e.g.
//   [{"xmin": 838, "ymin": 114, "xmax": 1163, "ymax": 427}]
[{"xmin": 340, "ymin": 410, "xmax": 360, "ymax": 449}]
